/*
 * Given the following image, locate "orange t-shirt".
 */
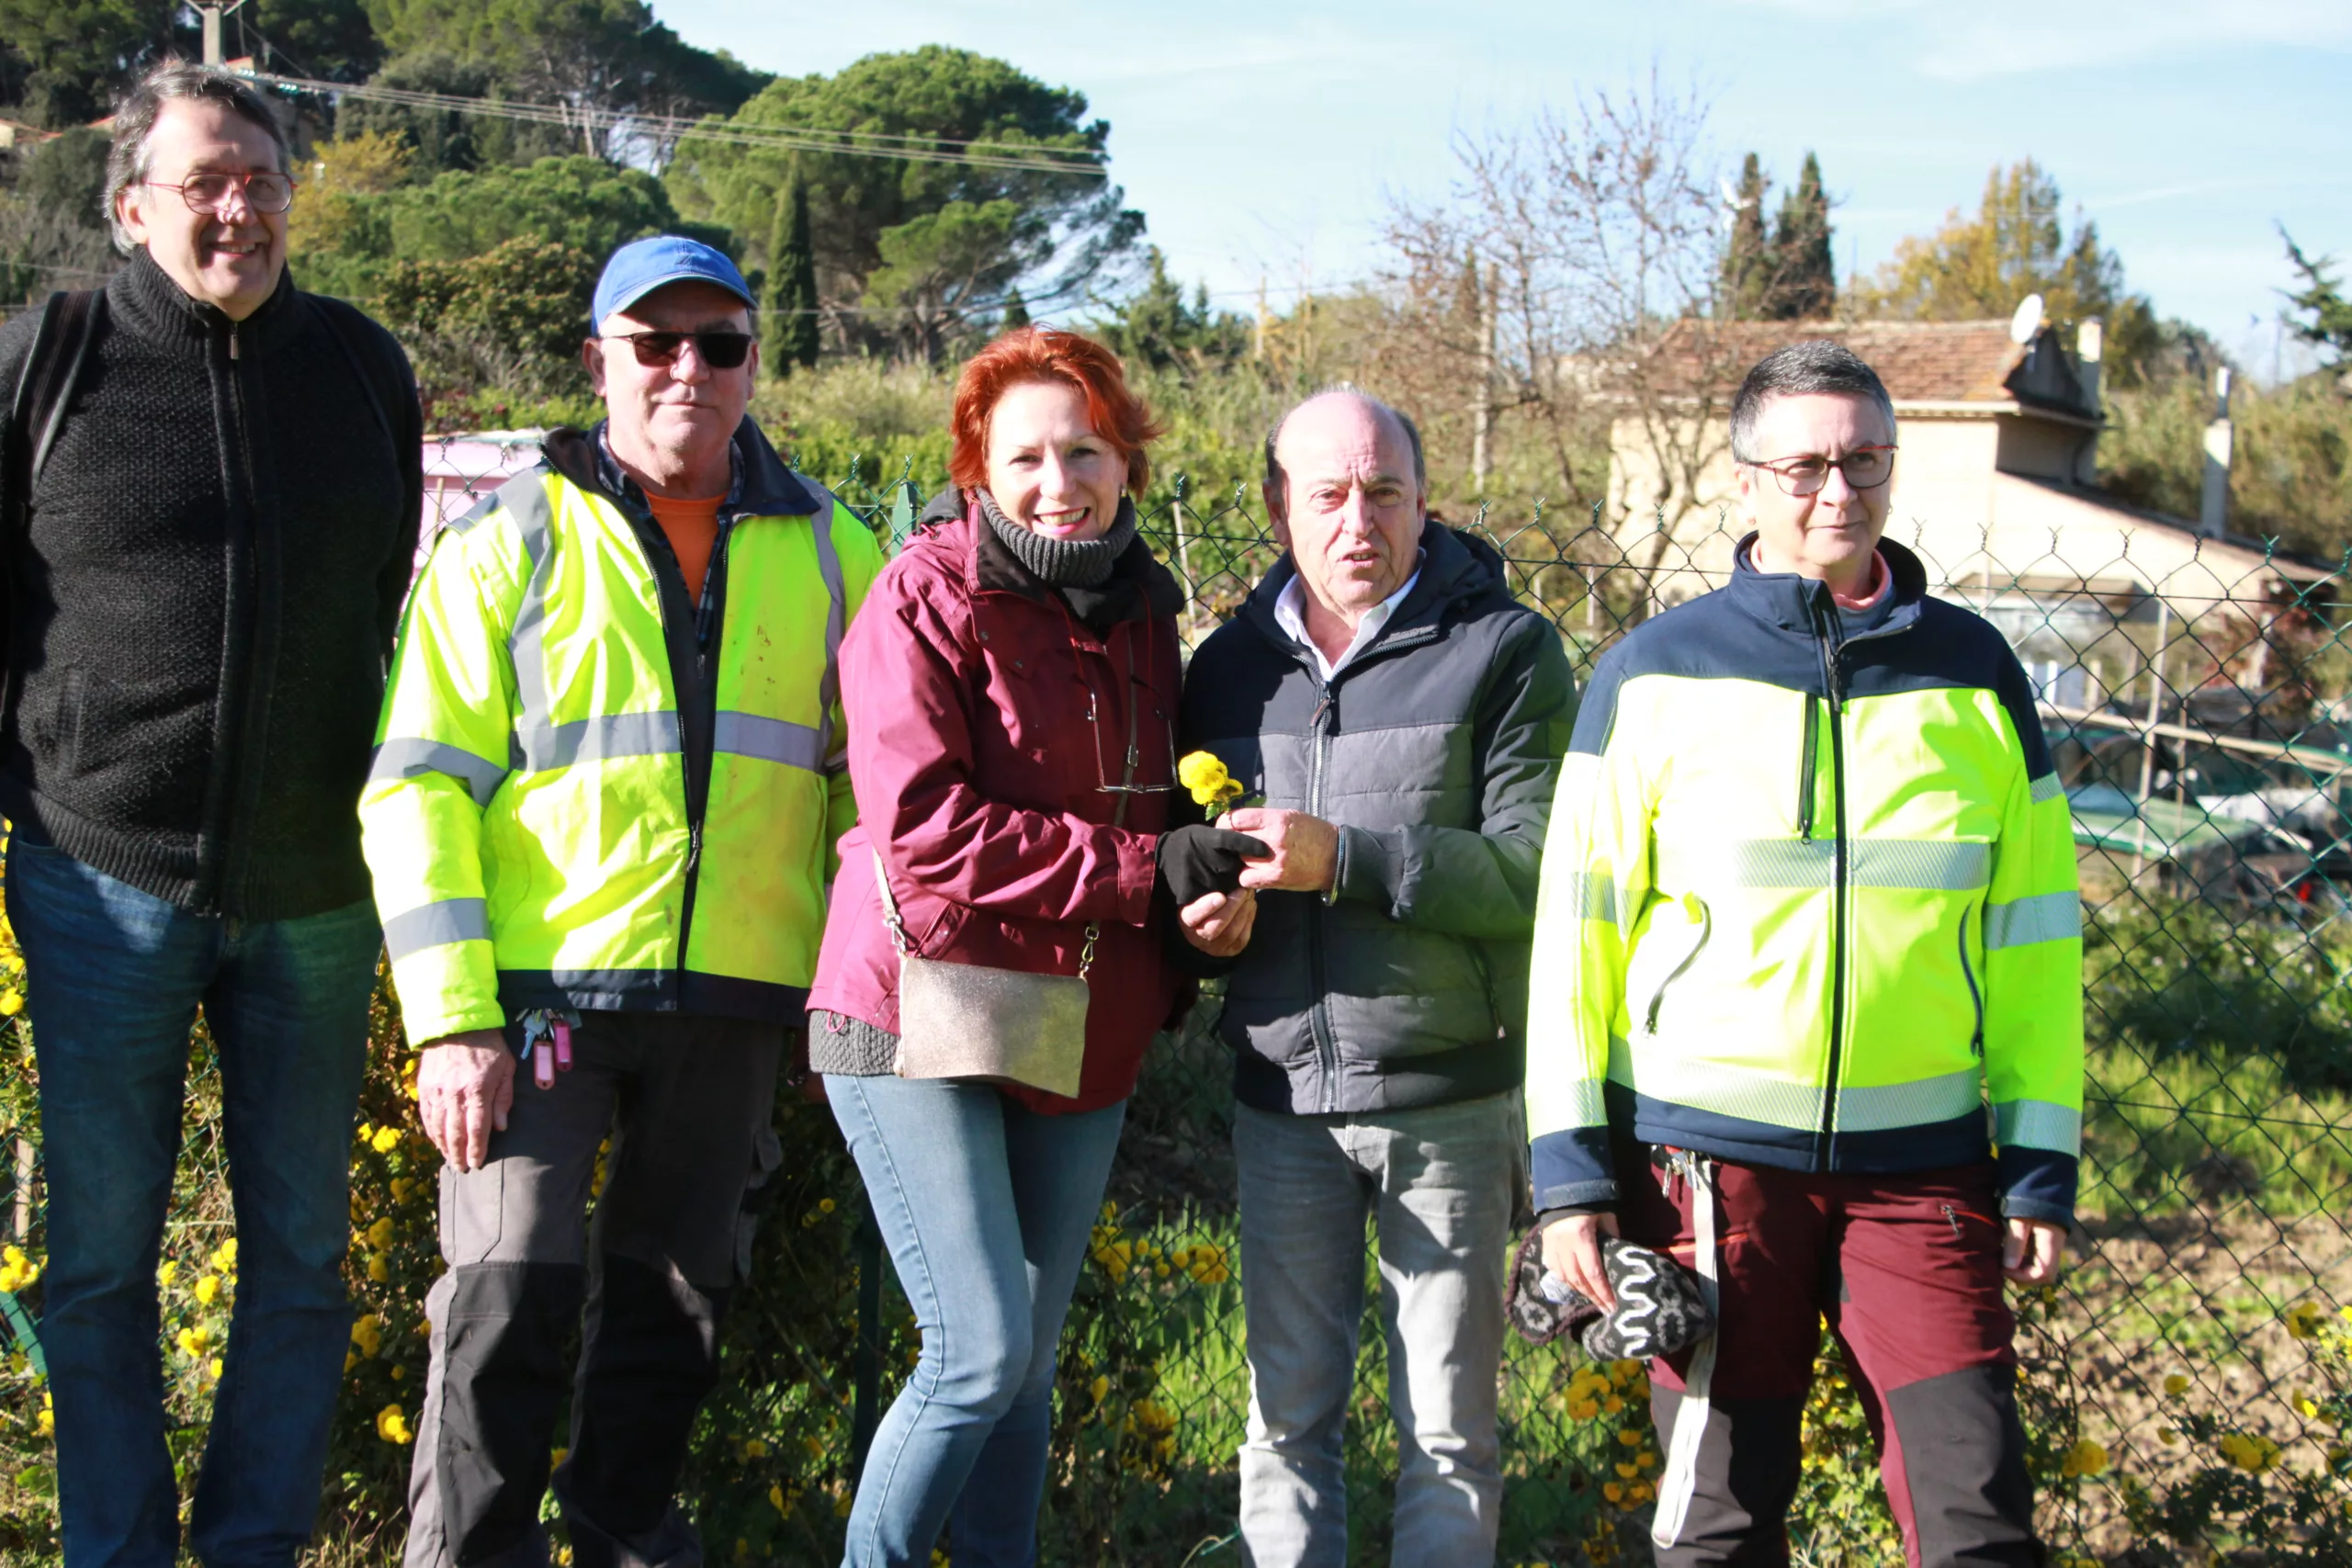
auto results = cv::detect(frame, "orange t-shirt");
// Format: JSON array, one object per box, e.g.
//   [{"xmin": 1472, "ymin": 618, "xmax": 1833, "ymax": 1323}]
[{"xmin": 644, "ymin": 492, "xmax": 723, "ymax": 604}]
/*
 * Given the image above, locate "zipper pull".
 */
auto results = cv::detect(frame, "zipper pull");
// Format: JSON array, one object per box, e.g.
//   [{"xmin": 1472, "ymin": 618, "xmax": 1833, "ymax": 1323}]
[
  {"xmin": 1942, "ymin": 1202, "xmax": 1962, "ymax": 1240},
  {"xmin": 228, "ymin": 322, "xmax": 240, "ymax": 361}
]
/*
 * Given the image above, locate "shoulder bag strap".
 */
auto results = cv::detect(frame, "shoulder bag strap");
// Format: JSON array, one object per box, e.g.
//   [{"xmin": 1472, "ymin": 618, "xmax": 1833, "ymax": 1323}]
[{"xmin": 5, "ymin": 288, "xmax": 105, "ymax": 703}]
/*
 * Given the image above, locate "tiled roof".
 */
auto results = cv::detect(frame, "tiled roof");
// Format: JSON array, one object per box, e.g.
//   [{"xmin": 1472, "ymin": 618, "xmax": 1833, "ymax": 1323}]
[{"xmin": 1642, "ymin": 318, "xmax": 2048, "ymax": 406}]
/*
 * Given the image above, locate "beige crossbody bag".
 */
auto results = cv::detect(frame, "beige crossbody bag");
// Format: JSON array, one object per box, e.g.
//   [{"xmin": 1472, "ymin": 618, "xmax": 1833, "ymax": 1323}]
[{"xmin": 872, "ymin": 852, "xmax": 1093, "ymax": 1099}]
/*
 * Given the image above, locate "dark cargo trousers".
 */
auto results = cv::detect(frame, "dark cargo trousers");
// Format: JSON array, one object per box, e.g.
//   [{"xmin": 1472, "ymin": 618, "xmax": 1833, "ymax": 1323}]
[
  {"xmin": 1619, "ymin": 1146, "xmax": 2041, "ymax": 1568},
  {"xmin": 402, "ymin": 1012, "xmax": 787, "ymax": 1568}
]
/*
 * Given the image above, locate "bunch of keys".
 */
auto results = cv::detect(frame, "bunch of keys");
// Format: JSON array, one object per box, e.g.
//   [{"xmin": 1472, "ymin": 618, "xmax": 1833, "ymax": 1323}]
[{"xmin": 517, "ymin": 1009, "xmax": 578, "ymax": 1089}]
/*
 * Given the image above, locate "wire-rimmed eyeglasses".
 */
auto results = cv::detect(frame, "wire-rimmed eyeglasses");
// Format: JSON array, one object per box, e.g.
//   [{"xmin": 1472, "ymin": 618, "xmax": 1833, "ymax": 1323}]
[
  {"xmin": 1085, "ymin": 686, "xmax": 1179, "ymax": 797},
  {"xmin": 143, "ymin": 172, "xmax": 296, "ymax": 216},
  {"xmin": 1745, "ymin": 444, "xmax": 1897, "ymax": 497}
]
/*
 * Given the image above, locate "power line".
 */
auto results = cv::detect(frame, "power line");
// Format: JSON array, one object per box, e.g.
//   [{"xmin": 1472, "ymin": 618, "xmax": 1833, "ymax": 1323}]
[{"xmin": 247, "ymin": 73, "xmax": 1110, "ymax": 181}]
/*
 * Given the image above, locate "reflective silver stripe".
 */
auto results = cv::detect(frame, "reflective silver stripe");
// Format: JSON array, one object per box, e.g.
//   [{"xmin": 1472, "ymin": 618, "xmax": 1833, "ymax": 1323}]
[
  {"xmin": 1719, "ymin": 839, "xmax": 1837, "ymax": 887},
  {"xmin": 444, "ymin": 478, "xmax": 520, "ymax": 537},
  {"xmin": 1609, "ymin": 1038, "xmax": 1984, "ymax": 1134},
  {"xmin": 2030, "ymin": 772, "xmax": 2065, "ymax": 806},
  {"xmin": 1836, "ymin": 1067, "xmax": 1984, "ymax": 1133},
  {"xmin": 1566, "ymin": 870, "xmax": 1619, "ymax": 923},
  {"xmin": 1661, "ymin": 838, "xmax": 1990, "ymax": 891},
  {"xmin": 1610, "ymin": 1037, "xmax": 1825, "ymax": 1131},
  {"xmin": 1853, "ymin": 840, "xmax": 1991, "ymax": 891},
  {"xmin": 811, "ymin": 497, "xmax": 849, "ymax": 762},
  {"xmin": 713, "ymin": 712, "xmax": 826, "ymax": 771},
  {"xmin": 1984, "ymin": 890, "xmax": 2083, "ymax": 950},
  {"xmin": 369, "ymin": 738, "xmax": 507, "ymax": 808},
  {"xmin": 526, "ymin": 711, "xmax": 682, "ymax": 769},
  {"xmin": 383, "ymin": 897, "xmax": 489, "ymax": 958},
  {"xmin": 501, "ymin": 478, "xmax": 563, "ymax": 772},
  {"xmin": 1996, "ymin": 1098, "xmax": 2082, "ymax": 1155}
]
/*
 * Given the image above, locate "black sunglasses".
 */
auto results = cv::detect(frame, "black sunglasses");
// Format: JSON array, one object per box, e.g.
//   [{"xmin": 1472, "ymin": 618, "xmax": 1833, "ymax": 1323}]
[{"xmin": 599, "ymin": 330, "xmax": 754, "ymax": 370}]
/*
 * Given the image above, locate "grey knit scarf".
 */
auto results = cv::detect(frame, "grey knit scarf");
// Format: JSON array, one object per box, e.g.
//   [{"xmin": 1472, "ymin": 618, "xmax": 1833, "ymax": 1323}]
[{"xmin": 978, "ymin": 489, "xmax": 1138, "ymax": 588}]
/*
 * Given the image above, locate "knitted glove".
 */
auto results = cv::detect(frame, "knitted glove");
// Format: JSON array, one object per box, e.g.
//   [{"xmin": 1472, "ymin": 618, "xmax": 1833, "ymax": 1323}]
[
  {"xmin": 1156, "ymin": 825, "xmax": 1271, "ymax": 908},
  {"xmin": 1507, "ymin": 1229, "xmax": 1713, "ymax": 1361}
]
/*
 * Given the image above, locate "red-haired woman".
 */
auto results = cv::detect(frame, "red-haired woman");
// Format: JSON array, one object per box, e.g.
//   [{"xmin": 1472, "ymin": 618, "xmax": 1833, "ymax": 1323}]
[{"xmin": 808, "ymin": 328, "xmax": 1262, "ymax": 1565}]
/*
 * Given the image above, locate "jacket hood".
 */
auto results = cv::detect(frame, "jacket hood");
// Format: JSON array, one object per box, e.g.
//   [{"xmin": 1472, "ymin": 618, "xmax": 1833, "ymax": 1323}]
[
  {"xmin": 1239, "ymin": 516, "xmax": 1509, "ymax": 664},
  {"xmin": 1726, "ymin": 532, "xmax": 1930, "ymax": 636},
  {"xmin": 537, "ymin": 417, "xmax": 826, "ymax": 520}
]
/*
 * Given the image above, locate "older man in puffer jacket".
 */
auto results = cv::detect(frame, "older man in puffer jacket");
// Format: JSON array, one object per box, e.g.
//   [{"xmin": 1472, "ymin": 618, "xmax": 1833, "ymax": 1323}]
[{"xmin": 1177, "ymin": 386, "xmax": 1574, "ymax": 1567}]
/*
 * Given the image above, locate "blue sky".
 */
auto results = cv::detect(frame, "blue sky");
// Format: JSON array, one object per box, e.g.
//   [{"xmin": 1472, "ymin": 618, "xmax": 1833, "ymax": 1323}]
[{"xmin": 663, "ymin": 0, "xmax": 2350, "ymax": 372}]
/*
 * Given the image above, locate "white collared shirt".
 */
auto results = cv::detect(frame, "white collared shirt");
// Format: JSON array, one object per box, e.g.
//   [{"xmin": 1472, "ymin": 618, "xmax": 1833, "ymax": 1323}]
[{"xmin": 1274, "ymin": 558, "xmax": 1425, "ymax": 682}]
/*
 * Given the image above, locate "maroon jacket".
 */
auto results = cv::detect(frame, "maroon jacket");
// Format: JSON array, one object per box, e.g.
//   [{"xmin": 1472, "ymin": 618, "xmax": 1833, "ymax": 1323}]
[{"xmin": 809, "ymin": 491, "xmax": 1188, "ymax": 1113}]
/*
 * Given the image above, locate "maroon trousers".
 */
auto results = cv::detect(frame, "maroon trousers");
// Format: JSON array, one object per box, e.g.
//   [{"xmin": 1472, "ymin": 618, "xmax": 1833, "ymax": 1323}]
[{"xmin": 1617, "ymin": 1146, "xmax": 2041, "ymax": 1567}]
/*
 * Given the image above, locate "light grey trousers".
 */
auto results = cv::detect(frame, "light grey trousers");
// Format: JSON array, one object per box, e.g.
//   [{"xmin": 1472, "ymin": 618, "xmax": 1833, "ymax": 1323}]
[{"xmin": 1232, "ymin": 1092, "xmax": 1521, "ymax": 1568}]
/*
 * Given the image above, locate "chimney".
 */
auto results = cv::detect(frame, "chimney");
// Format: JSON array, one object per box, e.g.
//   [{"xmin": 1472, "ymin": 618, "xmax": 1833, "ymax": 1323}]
[
  {"xmin": 2075, "ymin": 317, "xmax": 2104, "ymax": 483},
  {"xmin": 2199, "ymin": 367, "xmax": 2233, "ymax": 538}
]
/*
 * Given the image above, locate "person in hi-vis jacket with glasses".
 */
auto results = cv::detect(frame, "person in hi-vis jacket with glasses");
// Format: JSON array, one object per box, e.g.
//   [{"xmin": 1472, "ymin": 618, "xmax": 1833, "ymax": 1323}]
[{"xmin": 1525, "ymin": 340, "xmax": 2084, "ymax": 1568}]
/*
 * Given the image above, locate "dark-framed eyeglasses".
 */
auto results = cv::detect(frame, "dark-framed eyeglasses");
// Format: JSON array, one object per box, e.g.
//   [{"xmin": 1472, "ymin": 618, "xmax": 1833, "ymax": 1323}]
[
  {"xmin": 600, "ymin": 330, "xmax": 754, "ymax": 370},
  {"xmin": 144, "ymin": 171, "xmax": 296, "ymax": 215},
  {"xmin": 1747, "ymin": 445, "xmax": 1896, "ymax": 497}
]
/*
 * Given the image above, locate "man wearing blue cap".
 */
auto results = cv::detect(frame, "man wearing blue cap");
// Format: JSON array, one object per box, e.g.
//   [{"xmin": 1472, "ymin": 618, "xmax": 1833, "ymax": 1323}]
[{"xmin": 362, "ymin": 234, "xmax": 886, "ymax": 1566}]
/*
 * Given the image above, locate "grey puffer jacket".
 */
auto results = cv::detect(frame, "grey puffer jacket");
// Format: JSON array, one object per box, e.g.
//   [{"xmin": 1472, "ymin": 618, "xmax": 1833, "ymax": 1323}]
[{"xmin": 1178, "ymin": 521, "xmax": 1575, "ymax": 1116}]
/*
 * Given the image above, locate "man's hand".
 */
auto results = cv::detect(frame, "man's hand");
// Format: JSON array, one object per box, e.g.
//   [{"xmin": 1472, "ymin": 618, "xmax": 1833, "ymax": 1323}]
[
  {"xmin": 1540, "ymin": 1211, "xmax": 1621, "ymax": 1311},
  {"xmin": 1222, "ymin": 807, "xmax": 1340, "ymax": 895},
  {"xmin": 1179, "ymin": 888, "xmax": 1257, "ymax": 957},
  {"xmin": 418, "ymin": 1030, "xmax": 514, "ymax": 1174},
  {"xmin": 2003, "ymin": 1217, "xmax": 2066, "ymax": 1286}
]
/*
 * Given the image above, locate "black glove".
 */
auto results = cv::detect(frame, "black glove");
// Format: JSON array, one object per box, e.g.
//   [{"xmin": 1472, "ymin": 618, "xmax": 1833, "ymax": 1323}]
[{"xmin": 1156, "ymin": 825, "xmax": 1271, "ymax": 908}]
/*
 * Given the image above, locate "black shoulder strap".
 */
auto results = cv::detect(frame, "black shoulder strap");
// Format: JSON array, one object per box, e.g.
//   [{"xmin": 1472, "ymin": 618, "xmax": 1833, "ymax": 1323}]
[
  {"xmin": 3, "ymin": 287, "xmax": 103, "ymax": 713},
  {"xmin": 9, "ymin": 289, "xmax": 107, "ymax": 498}
]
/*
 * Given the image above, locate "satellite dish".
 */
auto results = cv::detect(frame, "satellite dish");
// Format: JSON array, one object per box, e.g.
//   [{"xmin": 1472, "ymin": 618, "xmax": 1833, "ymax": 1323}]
[{"xmin": 2009, "ymin": 293, "xmax": 2045, "ymax": 345}]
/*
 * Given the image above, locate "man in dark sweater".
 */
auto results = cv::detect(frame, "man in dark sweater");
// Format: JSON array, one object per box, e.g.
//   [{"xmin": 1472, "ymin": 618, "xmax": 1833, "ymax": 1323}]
[
  {"xmin": 0, "ymin": 62, "xmax": 420, "ymax": 1567},
  {"xmin": 1178, "ymin": 389, "xmax": 1574, "ymax": 1565}
]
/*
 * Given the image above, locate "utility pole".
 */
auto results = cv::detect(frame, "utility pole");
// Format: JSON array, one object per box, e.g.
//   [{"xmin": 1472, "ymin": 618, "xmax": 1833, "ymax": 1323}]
[
  {"xmin": 2199, "ymin": 367, "xmax": 2233, "ymax": 539},
  {"xmin": 1471, "ymin": 256, "xmax": 1496, "ymax": 494},
  {"xmin": 194, "ymin": 0, "xmax": 249, "ymax": 66}
]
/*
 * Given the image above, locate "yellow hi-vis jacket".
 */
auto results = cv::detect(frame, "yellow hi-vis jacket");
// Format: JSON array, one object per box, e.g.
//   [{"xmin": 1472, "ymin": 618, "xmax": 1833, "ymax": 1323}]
[
  {"xmin": 359, "ymin": 421, "xmax": 884, "ymax": 1044},
  {"xmin": 1525, "ymin": 540, "xmax": 2085, "ymax": 1223}
]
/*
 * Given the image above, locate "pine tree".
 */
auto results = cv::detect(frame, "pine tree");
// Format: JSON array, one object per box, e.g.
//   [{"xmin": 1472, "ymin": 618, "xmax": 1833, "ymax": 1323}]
[
  {"xmin": 1719, "ymin": 152, "xmax": 1771, "ymax": 320},
  {"xmin": 761, "ymin": 164, "xmax": 820, "ymax": 377},
  {"xmin": 1000, "ymin": 288, "xmax": 1031, "ymax": 331},
  {"xmin": 1767, "ymin": 152, "xmax": 1834, "ymax": 320}
]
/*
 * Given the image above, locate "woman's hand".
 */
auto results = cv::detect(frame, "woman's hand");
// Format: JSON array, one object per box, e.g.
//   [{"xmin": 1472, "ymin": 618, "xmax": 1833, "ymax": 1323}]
[{"xmin": 1179, "ymin": 888, "xmax": 1257, "ymax": 957}]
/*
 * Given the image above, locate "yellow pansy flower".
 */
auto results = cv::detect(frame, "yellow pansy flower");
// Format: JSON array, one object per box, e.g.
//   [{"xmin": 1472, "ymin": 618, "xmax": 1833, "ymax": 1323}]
[{"xmin": 1177, "ymin": 751, "xmax": 1244, "ymax": 808}]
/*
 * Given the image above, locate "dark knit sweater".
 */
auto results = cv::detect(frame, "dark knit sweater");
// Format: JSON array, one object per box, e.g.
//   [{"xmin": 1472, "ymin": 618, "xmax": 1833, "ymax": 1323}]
[{"xmin": 0, "ymin": 251, "xmax": 423, "ymax": 918}]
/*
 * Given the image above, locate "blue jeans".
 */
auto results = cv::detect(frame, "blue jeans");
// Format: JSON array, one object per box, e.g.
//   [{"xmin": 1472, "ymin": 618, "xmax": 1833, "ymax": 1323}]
[
  {"xmin": 1233, "ymin": 1093, "xmax": 1520, "ymax": 1568},
  {"xmin": 827, "ymin": 1076, "xmax": 1126, "ymax": 1568},
  {"xmin": 6, "ymin": 838, "xmax": 381, "ymax": 1568}
]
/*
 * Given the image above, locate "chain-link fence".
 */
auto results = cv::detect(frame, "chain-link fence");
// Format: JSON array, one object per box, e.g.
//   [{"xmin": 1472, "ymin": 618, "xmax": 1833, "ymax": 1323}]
[{"xmin": 0, "ymin": 438, "xmax": 2345, "ymax": 1564}]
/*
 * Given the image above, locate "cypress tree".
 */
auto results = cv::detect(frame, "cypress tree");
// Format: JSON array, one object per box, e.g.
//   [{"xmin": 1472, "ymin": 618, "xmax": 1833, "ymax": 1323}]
[
  {"xmin": 1768, "ymin": 152, "xmax": 1835, "ymax": 320},
  {"xmin": 1720, "ymin": 152, "xmax": 1771, "ymax": 320},
  {"xmin": 761, "ymin": 164, "xmax": 820, "ymax": 377}
]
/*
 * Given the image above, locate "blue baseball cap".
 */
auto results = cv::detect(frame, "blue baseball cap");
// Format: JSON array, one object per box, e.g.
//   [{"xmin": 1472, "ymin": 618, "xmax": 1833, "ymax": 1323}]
[{"xmin": 591, "ymin": 235, "xmax": 756, "ymax": 334}]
